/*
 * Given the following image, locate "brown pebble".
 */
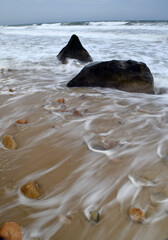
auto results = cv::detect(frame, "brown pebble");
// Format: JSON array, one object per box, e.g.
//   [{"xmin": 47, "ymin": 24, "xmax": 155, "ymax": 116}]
[
  {"xmin": 16, "ymin": 119, "xmax": 28, "ymax": 124},
  {"xmin": 89, "ymin": 210, "xmax": 100, "ymax": 224},
  {"xmin": 0, "ymin": 222, "xmax": 22, "ymax": 240},
  {"xmin": 9, "ymin": 89, "xmax": 14, "ymax": 93},
  {"xmin": 2, "ymin": 135, "xmax": 17, "ymax": 150},
  {"xmin": 128, "ymin": 207, "xmax": 145, "ymax": 222},
  {"xmin": 57, "ymin": 98, "xmax": 65, "ymax": 104},
  {"xmin": 21, "ymin": 181, "xmax": 41, "ymax": 199},
  {"xmin": 55, "ymin": 109, "xmax": 66, "ymax": 112},
  {"xmin": 73, "ymin": 109, "xmax": 83, "ymax": 116}
]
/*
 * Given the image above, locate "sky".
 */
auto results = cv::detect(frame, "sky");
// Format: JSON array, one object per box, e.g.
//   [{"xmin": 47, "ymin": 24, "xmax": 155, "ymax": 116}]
[{"xmin": 0, "ymin": 0, "xmax": 168, "ymax": 25}]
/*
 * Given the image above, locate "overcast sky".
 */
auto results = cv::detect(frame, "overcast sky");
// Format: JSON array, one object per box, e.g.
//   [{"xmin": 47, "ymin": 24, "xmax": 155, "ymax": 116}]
[{"xmin": 0, "ymin": 0, "xmax": 168, "ymax": 25}]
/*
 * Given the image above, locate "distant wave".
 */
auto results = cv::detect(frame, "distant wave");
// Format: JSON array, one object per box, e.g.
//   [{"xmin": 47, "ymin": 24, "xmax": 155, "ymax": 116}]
[
  {"xmin": 125, "ymin": 20, "xmax": 168, "ymax": 26},
  {"xmin": 61, "ymin": 21, "xmax": 89, "ymax": 26}
]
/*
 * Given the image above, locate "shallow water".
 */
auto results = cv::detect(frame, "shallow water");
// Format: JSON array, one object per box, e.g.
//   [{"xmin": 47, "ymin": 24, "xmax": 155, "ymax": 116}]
[{"xmin": 1, "ymin": 21, "xmax": 168, "ymax": 240}]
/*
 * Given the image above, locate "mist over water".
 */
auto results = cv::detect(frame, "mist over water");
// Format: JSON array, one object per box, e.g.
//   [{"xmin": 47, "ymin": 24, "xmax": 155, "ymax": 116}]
[{"xmin": 0, "ymin": 21, "xmax": 168, "ymax": 240}]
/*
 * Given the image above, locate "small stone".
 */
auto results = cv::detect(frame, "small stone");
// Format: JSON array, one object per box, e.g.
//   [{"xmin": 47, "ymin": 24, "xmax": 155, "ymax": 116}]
[
  {"xmin": 89, "ymin": 210, "xmax": 100, "ymax": 224},
  {"xmin": 57, "ymin": 98, "xmax": 65, "ymax": 104},
  {"xmin": 59, "ymin": 214, "xmax": 72, "ymax": 224},
  {"xmin": 55, "ymin": 109, "xmax": 66, "ymax": 112},
  {"xmin": 102, "ymin": 139, "xmax": 118, "ymax": 150},
  {"xmin": 21, "ymin": 181, "xmax": 41, "ymax": 199},
  {"xmin": 92, "ymin": 144, "xmax": 107, "ymax": 151},
  {"xmin": 2, "ymin": 135, "xmax": 17, "ymax": 150},
  {"xmin": 9, "ymin": 89, "xmax": 14, "ymax": 92},
  {"xmin": 128, "ymin": 207, "xmax": 145, "ymax": 222},
  {"xmin": 16, "ymin": 119, "xmax": 28, "ymax": 124},
  {"xmin": 73, "ymin": 110, "xmax": 82, "ymax": 116},
  {"xmin": 0, "ymin": 222, "xmax": 22, "ymax": 240}
]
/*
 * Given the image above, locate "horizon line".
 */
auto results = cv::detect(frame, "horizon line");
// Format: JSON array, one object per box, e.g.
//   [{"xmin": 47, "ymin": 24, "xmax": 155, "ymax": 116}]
[{"xmin": 1, "ymin": 19, "xmax": 168, "ymax": 27}]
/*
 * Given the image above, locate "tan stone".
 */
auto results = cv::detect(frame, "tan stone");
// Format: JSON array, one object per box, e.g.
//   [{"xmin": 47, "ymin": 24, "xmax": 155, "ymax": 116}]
[
  {"xmin": 73, "ymin": 110, "xmax": 82, "ymax": 116},
  {"xmin": 0, "ymin": 222, "xmax": 22, "ymax": 240},
  {"xmin": 9, "ymin": 89, "xmax": 14, "ymax": 92},
  {"xmin": 15, "ymin": 119, "xmax": 28, "ymax": 124},
  {"xmin": 2, "ymin": 135, "xmax": 17, "ymax": 150},
  {"xmin": 57, "ymin": 98, "xmax": 65, "ymax": 104},
  {"xmin": 21, "ymin": 181, "xmax": 41, "ymax": 199},
  {"xmin": 128, "ymin": 207, "xmax": 145, "ymax": 222}
]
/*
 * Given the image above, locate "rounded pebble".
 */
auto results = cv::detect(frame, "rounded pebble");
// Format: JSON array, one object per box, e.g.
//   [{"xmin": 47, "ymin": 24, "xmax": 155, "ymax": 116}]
[
  {"xmin": 15, "ymin": 119, "xmax": 28, "ymax": 124},
  {"xmin": 21, "ymin": 181, "xmax": 41, "ymax": 199},
  {"xmin": 57, "ymin": 98, "xmax": 65, "ymax": 104},
  {"xmin": 2, "ymin": 135, "xmax": 17, "ymax": 150},
  {"xmin": 0, "ymin": 222, "xmax": 22, "ymax": 240},
  {"xmin": 128, "ymin": 207, "xmax": 145, "ymax": 222}
]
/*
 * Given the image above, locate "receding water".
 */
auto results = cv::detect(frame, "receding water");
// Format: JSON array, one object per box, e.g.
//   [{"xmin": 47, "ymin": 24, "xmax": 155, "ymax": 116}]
[{"xmin": 0, "ymin": 21, "xmax": 168, "ymax": 240}]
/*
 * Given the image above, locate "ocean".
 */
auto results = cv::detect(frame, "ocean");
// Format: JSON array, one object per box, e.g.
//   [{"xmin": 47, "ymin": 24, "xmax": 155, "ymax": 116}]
[{"xmin": 0, "ymin": 20, "xmax": 168, "ymax": 240}]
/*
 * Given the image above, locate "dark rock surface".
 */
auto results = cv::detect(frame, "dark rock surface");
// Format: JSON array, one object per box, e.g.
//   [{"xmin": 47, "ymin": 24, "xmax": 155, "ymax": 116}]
[
  {"xmin": 57, "ymin": 34, "xmax": 92, "ymax": 64},
  {"xmin": 0, "ymin": 237, "xmax": 8, "ymax": 240},
  {"xmin": 67, "ymin": 60, "xmax": 154, "ymax": 94}
]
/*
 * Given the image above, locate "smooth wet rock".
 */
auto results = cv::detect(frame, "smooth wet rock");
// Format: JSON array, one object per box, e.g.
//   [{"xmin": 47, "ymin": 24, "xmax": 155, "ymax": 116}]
[
  {"xmin": 67, "ymin": 59, "xmax": 154, "ymax": 94},
  {"xmin": 128, "ymin": 207, "xmax": 145, "ymax": 222},
  {"xmin": 0, "ymin": 222, "xmax": 22, "ymax": 240},
  {"xmin": 89, "ymin": 210, "xmax": 100, "ymax": 224},
  {"xmin": 2, "ymin": 135, "xmax": 17, "ymax": 150},
  {"xmin": 21, "ymin": 181, "xmax": 41, "ymax": 199},
  {"xmin": 57, "ymin": 34, "xmax": 92, "ymax": 63},
  {"xmin": 16, "ymin": 119, "xmax": 28, "ymax": 124}
]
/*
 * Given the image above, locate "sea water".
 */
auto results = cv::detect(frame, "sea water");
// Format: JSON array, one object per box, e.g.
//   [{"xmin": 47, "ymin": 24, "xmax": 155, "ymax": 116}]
[{"xmin": 0, "ymin": 21, "xmax": 168, "ymax": 240}]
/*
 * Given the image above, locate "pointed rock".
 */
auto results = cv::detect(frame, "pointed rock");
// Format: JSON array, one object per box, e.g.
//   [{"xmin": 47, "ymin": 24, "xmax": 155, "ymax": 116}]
[
  {"xmin": 57, "ymin": 34, "xmax": 92, "ymax": 64},
  {"xmin": 67, "ymin": 60, "xmax": 154, "ymax": 94}
]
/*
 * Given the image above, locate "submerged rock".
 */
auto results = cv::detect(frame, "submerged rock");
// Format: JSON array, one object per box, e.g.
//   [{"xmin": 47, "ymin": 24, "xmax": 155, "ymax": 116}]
[
  {"xmin": 2, "ymin": 135, "xmax": 17, "ymax": 150},
  {"xmin": 67, "ymin": 60, "xmax": 154, "ymax": 94},
  {"xmin": 21, "ymin": 181, "xmax": 41, "ymax": 199},
  {"xmin": 57, "ymin": 34, "xmax": 92, "ymax": 63},
  {"xmin": 128, "ymin": 207, "xmax": 145, "ymax": 222},
  {"xmin": 0, "ymin": 222, "xmax": 22, "ymax": 240}
]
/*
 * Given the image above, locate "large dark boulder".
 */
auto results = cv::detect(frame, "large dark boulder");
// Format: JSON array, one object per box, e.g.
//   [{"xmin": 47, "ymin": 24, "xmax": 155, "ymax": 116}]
[
  {"xmin": 67, "ymin": 60, "xmax": 154, "ymax": 94},
  {"xmin": 57, "ymin": 34, "xmax": 92, "ymax": 64}
]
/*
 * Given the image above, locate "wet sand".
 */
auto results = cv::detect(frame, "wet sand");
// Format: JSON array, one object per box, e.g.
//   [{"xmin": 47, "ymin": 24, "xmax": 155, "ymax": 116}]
[{"xmin": 1, "ymin": 68, "xmax": 168, "ymax": 240}]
